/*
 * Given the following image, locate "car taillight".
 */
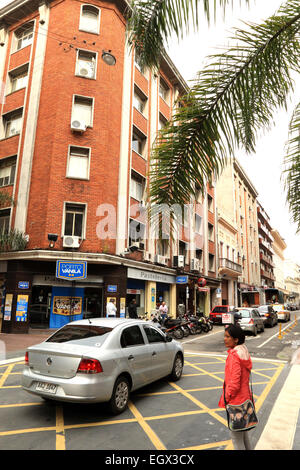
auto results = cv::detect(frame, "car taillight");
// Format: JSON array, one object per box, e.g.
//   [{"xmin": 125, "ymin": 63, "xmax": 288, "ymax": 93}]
[
  {"xmin": 265, "ymin": 313, "xmax": 270, "ymax": 317},
  {"xmin": 249, "ymin": 319, "xmax": 254, "ymax": 325},
  {"xmin": 25, "ymin": 351, "xmax": 29, "ymax": 365},
  {"xmin": 77, "ymin": 358, "xmax": 103, "ymax": 374}
]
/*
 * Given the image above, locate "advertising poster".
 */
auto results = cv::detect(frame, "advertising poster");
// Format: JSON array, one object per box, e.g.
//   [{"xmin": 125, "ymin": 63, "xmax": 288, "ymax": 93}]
[
  {"xmin": 52, "ymin": 296, "xmax": 82, "ymax": 316},
  {"xmin": 50, "ymin": 287, "xmax": 84, "ymax": 328},
  {"xmin": 4, "ymin": 294, "xmax": 13, "ymax": 321},
  {"xmin": 120, "ymin": 297, "xmax": 126, "ymax": 318},
  {"xmin": 16, "ymin": 294, "xmax": 29, "ymax": 322}
]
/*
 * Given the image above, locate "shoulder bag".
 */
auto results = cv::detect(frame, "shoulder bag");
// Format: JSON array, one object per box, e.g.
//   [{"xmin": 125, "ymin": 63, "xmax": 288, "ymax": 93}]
[{"xmin": 224, "ymin": 373, "xmax": 258, "ymax": 432}]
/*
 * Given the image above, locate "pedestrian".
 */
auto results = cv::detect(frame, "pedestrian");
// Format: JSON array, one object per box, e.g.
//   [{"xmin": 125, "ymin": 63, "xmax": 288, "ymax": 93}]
[
  {"xmin": 106, "ymin": 298, "xmax": 117, "ymax": 318},
  {"xmin": 159, "ymin": 301, "xmax": 168, "ymax": 322},
  {"xmin": 218, "ymin": 324, "xmax": 254, "ymax": 450},
  {"xmin": 128, "ymin": 299, "xmax": 138, "ymax": 319}
]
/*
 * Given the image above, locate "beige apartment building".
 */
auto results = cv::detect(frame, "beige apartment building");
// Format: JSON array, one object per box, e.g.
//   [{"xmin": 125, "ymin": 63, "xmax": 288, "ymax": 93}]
[
  {"xmin": 216, "ymin": 158, "xmax": 261, "ymax": 307},
  {"xmin": 271, "ymin": 229, "xmax": 288, "ymax": 300}
]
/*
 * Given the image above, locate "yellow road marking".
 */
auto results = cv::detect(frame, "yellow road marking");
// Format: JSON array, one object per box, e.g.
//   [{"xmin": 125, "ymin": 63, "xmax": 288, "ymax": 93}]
[
  {"xmin": 0, "ymin": 402, "xmax": 42, "ymax": 408},
  {"xmin": 255, "ymin": 363, "xmax": 285, "ymax": 412},
  {"xmin": 178, "ymin": 439, "xmax": 232, "ymax": 450},
  {"xmin": 169, "ymin": 381, "xmax": 228, "ymax": 427},
  {"xmin": 128, "ymin": 401, "xmax": 166, "ymax": 450},
  {"xmin": 0, "ymin": 365, "xmax": 13, "ymax": 388},
  {"xmin": 55, "ymin": 405, "xmax": 66, "ymax": 451},
  {"xmin": 184, "ymin": 360, "xmax": 224, "ymax": 383},
  {"xmin": 0, "ymin": 426, "xmax": 56, "ymax": 437}
]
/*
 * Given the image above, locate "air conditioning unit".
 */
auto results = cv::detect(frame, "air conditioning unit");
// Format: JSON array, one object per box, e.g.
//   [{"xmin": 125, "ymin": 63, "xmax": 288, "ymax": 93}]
[
  {"xmin": 144, "ymin": 251, "xmax": 151, "ymax": 261},
  {"xmin": 78, "ymin": 67, "xmax": 94, "ymax": 78},
  {"xmin": 71, "ymin": 120, "xmax": 87, "ymax": 132},
  {"xmin": 63, "ymin": 235, "xmax": 80, "ymax": 248},
  {"xmin": 191, "ymin": 258, "xmax": 200, "ymax": 271},
  {"xmin": 154, "ymin": 254, "xmax": 167, "ymax": 265},
  {"xmin": 173, "ymin": 255, "xmax": 185, "ymax": 268}
]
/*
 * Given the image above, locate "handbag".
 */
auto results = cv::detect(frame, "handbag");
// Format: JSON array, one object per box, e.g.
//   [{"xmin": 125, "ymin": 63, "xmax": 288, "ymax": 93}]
[{"xmin": 224, "ymin": 373, "xmax": 258, "ymax": 432}]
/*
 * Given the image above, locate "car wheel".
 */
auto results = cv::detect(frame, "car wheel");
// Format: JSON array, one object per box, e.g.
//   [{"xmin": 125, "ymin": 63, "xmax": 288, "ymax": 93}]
[
  {"xmin": 261, "ymin": 324, "xmax": 264, "ymax": 333},
  {"xmin": 109, "ymin": 376, "xmax": 130, "ymax": 415},
  {"xmin": 253, "ymin": 327, "xmax": 257, "ymax": 336},
  {"xmin": 169, "ymin": 353, "xmax": 183, "ymax": 381}
]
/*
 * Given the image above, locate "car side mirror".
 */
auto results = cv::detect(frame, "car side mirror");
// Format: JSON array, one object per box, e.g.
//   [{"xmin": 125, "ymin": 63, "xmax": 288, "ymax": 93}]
[{"xmin": 165, "ymin": 335, "xmax": 172, "ymax": 342}]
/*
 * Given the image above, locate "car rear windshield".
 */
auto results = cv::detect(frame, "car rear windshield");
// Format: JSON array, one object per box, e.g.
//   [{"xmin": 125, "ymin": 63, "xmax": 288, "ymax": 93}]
[
  {"xmin": 46, "ymin": 325, "xmax": 113, "ymax": 345},
  {"xmin": 212, "ymin": 307, "xmax": 228, "ymax": 313},
  {"xmin": 238, "ymin": 309, "xmax": 251, "ymax": 318},
  {"xmin": 258, "ymin": 306, "xmax": 268, "ymax": 313}
]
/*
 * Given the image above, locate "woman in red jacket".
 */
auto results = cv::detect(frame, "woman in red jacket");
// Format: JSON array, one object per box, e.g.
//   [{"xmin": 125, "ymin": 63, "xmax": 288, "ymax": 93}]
[{"xmin": 219, "ymin": 324, "xmax": 254, "ymax": 450}]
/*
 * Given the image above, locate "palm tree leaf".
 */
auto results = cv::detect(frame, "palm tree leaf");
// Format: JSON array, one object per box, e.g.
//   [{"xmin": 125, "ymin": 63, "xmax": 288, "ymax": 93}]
[
  {"xmin": 149, "ymin": 0, "xmax": 300, "ymax": 221},
  {"xmin": 126, "ymin": 0, "xmax": 251, "ymax": 70},
  {"xmin": 283, "ymin": 101, "xmax": 300, "ymax": 232}
]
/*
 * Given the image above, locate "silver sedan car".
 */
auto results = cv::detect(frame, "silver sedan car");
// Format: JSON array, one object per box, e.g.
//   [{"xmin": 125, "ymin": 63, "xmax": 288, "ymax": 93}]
[
  {"xmin": 237, "ymin": 308, "xmax": 265, "ymax": 336},
  {"xmin": 22, "ymin": 318, "xmax": 184, "ymax": 414}
]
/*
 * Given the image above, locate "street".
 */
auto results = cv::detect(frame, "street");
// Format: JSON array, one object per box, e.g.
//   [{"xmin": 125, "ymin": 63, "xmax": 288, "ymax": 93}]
[{"xmin": 0, "ymin": 313, "xmax": 299, "ymax": 451}]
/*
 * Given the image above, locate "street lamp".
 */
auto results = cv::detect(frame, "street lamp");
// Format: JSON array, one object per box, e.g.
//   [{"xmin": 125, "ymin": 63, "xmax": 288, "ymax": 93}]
[{"xmin": 101, "ymin": 50, "xmax": 116, "ymax": 66}]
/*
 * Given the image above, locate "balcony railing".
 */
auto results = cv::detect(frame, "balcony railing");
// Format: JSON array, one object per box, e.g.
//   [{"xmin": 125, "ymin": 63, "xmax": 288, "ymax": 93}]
[{"xmin": 219, "ymin": 258, "xmax": 242, "ymax": 274}]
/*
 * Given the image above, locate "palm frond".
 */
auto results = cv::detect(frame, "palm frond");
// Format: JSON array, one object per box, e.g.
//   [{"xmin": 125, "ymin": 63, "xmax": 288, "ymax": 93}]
[
  {"xmin": 126, "ymin": 0, "xmax": 251, "ymax": 70},
  {"xmin": 149, "ymin": 0, "xmax": 300, "ymax": 219},
  {"xmin": 283, "ymin": 102, "xmax": 300, "ymax": 232}
]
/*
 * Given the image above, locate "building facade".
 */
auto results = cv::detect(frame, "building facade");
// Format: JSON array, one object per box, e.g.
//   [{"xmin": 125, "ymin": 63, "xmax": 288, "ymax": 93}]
[
  {"xmin": 257, "ymin": 202, "xmax": 276, "ymax": 303},
  {"xmin": 215, "ymin": 164, "xmax": 241, "ymax": 307},
  {"xmin": 0, "ymin": 0, "xmax": 220, "ymax": 333}
]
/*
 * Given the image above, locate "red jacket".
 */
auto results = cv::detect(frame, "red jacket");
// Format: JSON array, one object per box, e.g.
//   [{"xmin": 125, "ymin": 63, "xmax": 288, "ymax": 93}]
[{"xmin": 218, "ymin": 344, "xmax": 253, "ymax": 408}]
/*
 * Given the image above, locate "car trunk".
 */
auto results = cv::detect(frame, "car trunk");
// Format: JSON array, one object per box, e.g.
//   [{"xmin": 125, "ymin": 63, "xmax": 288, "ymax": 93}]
[
  {"xmin": 27, "ymin": 343, "xmax": 100, "ymax": 379},
  {"xmin": 239, "ymin": 313, "xmax": 251, "ymax": 325}
]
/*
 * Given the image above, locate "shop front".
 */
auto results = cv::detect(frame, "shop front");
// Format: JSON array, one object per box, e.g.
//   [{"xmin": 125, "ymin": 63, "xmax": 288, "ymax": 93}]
[
  {"xmin": 0, "ymin": 257, "xmax": 127, "ymax": 333},
  {"xmin": 127, "ymin": 267, "xmax": 176, "ymax": 318},
  {"xmin": 239, "ymin": 284, "xmax": 262, "ymax": 307}
]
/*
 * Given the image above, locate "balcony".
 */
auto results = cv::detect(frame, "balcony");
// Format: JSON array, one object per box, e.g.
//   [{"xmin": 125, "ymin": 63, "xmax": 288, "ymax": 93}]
[
  {"xmin": 260, "ymin": 268, "xmax": 275, "ymax": 281},
  {"xmin": 219, "ymin": 258, "xmax": 242, "ymax": 276}
]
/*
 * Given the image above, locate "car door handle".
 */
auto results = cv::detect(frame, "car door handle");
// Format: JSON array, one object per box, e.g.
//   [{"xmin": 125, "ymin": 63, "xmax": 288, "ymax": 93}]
[
  {"xmin": 128, "ymin": 355, "xmax": 134, "ymax": 360},
  {"xmin": 152, "ymin": 351, "xmax": 157, "ymax": 356}
]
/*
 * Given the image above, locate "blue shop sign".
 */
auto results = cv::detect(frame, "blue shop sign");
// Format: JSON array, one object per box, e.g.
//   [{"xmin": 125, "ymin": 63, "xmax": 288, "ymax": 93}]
[
  {"xmin": 107, "ymin": 285, "xmax": 117, "ymax": 293},
  {"xmin": 56, "ymin": 261, "xmax": 87, "ymax": 281},
  {"xmin": 18, "ymin": 281, "xmax": 29, "ymax": 289},
  {"xmin": 176, "ymin": 275, "xmax": 188, "ymax": 284}
]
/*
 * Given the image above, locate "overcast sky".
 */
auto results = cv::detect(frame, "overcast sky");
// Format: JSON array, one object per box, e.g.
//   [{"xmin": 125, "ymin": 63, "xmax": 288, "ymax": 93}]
[
  {"xmin": 166, "ymin": 0, "xmax": 300, "ymax": 265},
  {"xmin": 0, "ymin": 0, "xmax": 299, "ymax": 264}
]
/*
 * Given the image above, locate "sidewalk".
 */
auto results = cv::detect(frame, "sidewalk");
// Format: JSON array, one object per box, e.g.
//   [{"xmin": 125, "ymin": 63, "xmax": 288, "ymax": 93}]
[{"xmin": 1, "ymin": 329, "xmax": 300, "ymax": 450}]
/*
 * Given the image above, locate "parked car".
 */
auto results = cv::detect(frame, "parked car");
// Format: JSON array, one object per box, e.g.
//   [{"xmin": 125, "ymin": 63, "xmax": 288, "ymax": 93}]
[
  {"xmin": 271, "ymin": 304, "xmax": 291, "ymax": 322},
  {"xmin": 209, "ymin": 305, "xmax": 235, "ymax": 324},
  {"xmin": 236, "ymin": 308, "xmax": 265, "ymax": 336},
  {"xmin": 22, "ymin": 318, "xmax": 184, "ymax": 415},
  {"xmin": 257, "ymin": 305, "xmax": 278, "ymax": 327}
]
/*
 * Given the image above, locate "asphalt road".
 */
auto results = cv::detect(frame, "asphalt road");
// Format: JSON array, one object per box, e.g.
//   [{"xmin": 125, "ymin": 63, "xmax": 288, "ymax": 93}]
[
  {"xmin": 181, "ymin": 311, "xmax": 300, "ymax": 363},
  {"xmin": 1, "ymin": 314, "xmax": 298, "ymax": 451}
]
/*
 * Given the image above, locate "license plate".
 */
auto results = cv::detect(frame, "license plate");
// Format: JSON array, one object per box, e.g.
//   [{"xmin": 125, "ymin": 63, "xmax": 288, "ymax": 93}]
[{"xmin": 36, "ymin": 382, "xmax": 57, "ymax": 394}]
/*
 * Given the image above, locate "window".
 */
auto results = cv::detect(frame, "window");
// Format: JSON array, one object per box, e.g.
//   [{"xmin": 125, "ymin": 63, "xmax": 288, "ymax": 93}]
[
  {"xmin": 14, "ymin": 23, "xmax": 34, "ymax": 51},
  {"xmin": 8, "ymin": 64, "xmax": 29, "ymax": 93},
  {"xmin": 0, "ymin": 157, "xmax": 16, "ymax": 187},
  {"xmin": 130, "ymin": 171, "xmax": 145, "ymax": 202},
  {"xmin": 133, "ymin": 87, "xmax": 147, "ymax": 114},
  {"xmin": 208, "ymin": 223, "xmax": 214, "ymax": 241},
  {"xmin": 0, "ymin": 209, "xmax": 10, "ymax": 235},
  {"xmin": 159, "ymin": 77, "xmax": 169, "ymax": 103},
  {"xmin": 158, "ymin": 113, "xmax": 167, "ymax": 130},
  {"xmin": 157, "ymin": 239, "xmax": 169, "ymax": 257},
  {"xmin": 143, "ymin": 326, "xmax": 165, "ymax": 343},
  {"xmin": 67, "ymin": 146, "xmax": 90, "ymax": 180},
  {"xmin": 207, "ymin": 194, "xmax": 213, "ymax": 211},
  {"xmin": 195, "ymin": 214, "xmax": 202, "ymax": 233},
  {"xmin": 4, "ymin": 110, "xmax": 23, "ymax": 138},
  {"xmin": 72, "ymin": 96, "xmax": 93, "ymax": 128},
  {"xmin": 129, "ymin": 218, "xmax": 146, "ymax": 246},
  {"xmin": 76, "ymin": 50, "xmax": 97, "ymax": 79},
  {"xmin": 79, "ymin": 5, "xmax": 100, "ymax": 34},
  {"xmin": 134, "ymin": 52, "xmax": 144, "ymax": 72},
  {"xmin": 120, "ymin": 326, "xmax": 144, "ymax": 348},
  {"xmin": 132, "ymin": 127, "xmax": 146, "ymax": 157},
  {"xmin": 64, "ymin": 203, "xmax": 85, "ymax": 238},
  {"xmin": 209, "ymin": 254, "xmax": 215, "ymax": 271},
  {"xmin": 179, "ymin": 240, "xmax": 188, "ymax": 262}
]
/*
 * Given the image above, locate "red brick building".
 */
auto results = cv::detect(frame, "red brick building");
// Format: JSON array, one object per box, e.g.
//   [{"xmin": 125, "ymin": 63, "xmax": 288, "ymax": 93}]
[{"xmin": 0, "ymin": 0, "xmax": 219, "ymax": 333}]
